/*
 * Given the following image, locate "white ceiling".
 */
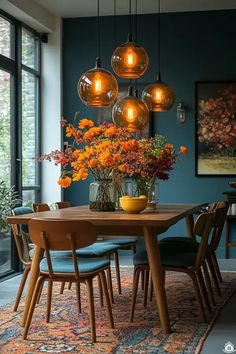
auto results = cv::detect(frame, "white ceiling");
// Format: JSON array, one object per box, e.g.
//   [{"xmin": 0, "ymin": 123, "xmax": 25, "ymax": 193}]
[{"xmin": 34, "ymin": 0, "xmax": 236, "ymax": 18}]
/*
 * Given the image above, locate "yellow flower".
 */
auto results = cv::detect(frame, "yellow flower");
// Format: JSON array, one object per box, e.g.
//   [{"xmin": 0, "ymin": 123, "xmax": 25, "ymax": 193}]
[
  {"xmin": 78, "ymin": 119, "xmax": 94, "ymax": 129},
  {"xmin": 57, "ymin": 177, "xmax": 72, "ymax": 188}
]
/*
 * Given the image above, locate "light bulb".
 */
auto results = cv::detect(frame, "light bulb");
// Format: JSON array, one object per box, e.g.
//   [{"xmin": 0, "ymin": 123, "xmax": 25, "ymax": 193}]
[
  {"xmin": 155, "ymin": 89, "xmax": 162, "ymax": 103},
  {"xmin": 126, "ymin": 105, "xmax": 136, "ymax": 123},
  {"xmin": 94, "ymin": 73, "xmax": 102, "ymax": 93},
  {"xmin": 126, "ymin": 48, "xmax": 137, "ymax": 68}
]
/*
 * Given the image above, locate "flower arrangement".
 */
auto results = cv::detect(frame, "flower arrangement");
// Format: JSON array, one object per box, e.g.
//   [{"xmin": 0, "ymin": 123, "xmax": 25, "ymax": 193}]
[
  {"xmin": 198, "ymin": 86, "xmax": 236, "ymax": 152},
  {"xmin": 39, "ymin": 114, "xmax": 187, "ymax": 210}
]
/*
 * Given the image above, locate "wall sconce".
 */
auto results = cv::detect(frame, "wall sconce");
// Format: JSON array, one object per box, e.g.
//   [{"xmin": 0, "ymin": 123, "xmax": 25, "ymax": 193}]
[{"xmin": 177, "ymin": 102, "xmax": 186, "ymax": 124}]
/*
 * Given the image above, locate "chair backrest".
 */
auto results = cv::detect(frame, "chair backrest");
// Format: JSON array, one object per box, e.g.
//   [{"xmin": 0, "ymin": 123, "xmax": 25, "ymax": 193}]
[
  {"xmin": 32, "ymin": 203, "xmax": 50, "ymax": 212},
  {"xmin": 208, "ymin": 201, "xmax": 228, "ymax": 251},
  {"xmin": 28, "ymin": 218, "xmax": 97, "ymax": 278},
  {"xmin": 55, "ymin": 202, "xmax": 71, "ymax": 209},
  {"xmin": 11, "ymin": 207, "xmax": 34, "ymax": 266},
  {"xmin": 193, "ymin": 212, "xmax": 215, "ymax": 269}
]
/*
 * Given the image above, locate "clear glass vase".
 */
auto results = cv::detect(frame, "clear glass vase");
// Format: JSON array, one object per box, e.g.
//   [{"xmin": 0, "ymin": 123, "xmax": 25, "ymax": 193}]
[
  {"xmin": 135, "ymin": 177, "xmax": 159, "ymax": 207},
  {"xmin": 89, "ymin": 179, "xmax": 116, "ymax": 212}
]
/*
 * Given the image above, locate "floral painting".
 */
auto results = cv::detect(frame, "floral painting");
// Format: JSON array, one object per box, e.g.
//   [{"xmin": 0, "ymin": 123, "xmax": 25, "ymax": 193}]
[{"xmin": 196, "ymin": 81, "xmax": 236, "ymax": 176}]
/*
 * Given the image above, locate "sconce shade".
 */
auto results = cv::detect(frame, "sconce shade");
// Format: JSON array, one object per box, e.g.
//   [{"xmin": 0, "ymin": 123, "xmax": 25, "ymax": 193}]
[
  {"xmin": 112, "ymin": 88, "xmax": 149, "ymax": 131},
  {"xmin": 142, "ymin": 79, "xmax": 175, "ymax": 112},
  {"xmin": 78, "ymin": 60, "xmax": 118, "ymax": 107},
  {"xmin": 111, "ymin": 40, "xmax": 149, "ymax": 79}
]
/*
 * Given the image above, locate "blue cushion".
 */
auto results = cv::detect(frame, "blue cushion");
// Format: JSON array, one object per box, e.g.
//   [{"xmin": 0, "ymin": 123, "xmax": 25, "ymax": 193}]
[
  {"xmin": 104, "ymin": 237, "xmax": 137, "ymax": 246},
  {"xmin": 29, "ymin": 248, "xmax": 72, "ymax": 258},
  {"xmin": 40, "ymin": 257, "xmax": 110, "ymax": 274},
  {"xmin": 133, "ymin": 243, "xmax": 198, "ymax": 268},
  {"xmin": 76, "ymin": 242, "xmax": 119, "ymax": 257},
  {"xmin": 160, "ymin": 236, "xmax": 198, "ymax": 245},
  {"xmin": 12, "ymin": 207, "xmax": 33, "ymax": 234}
]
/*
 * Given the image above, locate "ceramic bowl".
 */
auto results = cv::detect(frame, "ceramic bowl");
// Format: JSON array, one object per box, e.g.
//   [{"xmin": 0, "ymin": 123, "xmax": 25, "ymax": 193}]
[
  {"xmin": 229, "ymin": 182, "xmax": 236, "ymax": 189},
  {"xmin": 119, "ymin": 197, "xmax": 148, "ymax": 214}
]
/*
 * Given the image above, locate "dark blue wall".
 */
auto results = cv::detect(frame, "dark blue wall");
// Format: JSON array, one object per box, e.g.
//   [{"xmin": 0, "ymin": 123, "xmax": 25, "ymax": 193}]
[{"xmin": 63, "ymin": 10, "xmax": 236, "ymax": 258}]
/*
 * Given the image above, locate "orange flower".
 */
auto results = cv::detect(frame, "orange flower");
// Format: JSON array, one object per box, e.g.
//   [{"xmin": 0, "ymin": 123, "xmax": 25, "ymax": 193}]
[
  {"xmin": 57, "ymin": 176, "xmax": 72, "ymax": 188},
  {"xmin": 180, "ymin": 146, "xmax": 188, "ymax": 155},
  {"xmin": 166, "ymin": 144, "xmax": 173, "ymax": 150},
  {"xmin": 78, "ymin": 119, "xmax": 94, "ymax": 129},
  {"xmin": 83, "ymin": 127, "xmax": 102, "ymax": 140},
  {"xmin": 66, "ymin": 126, "xmax": 75, "ymax": 138},
  {"xmin": 118, "ymin": 164, "xmax": 126, "ymax": 172},
  {"xmin": 104, "ymin": 126, "xmax": 118, "ymax": 138},
  {"xmin": 73, "ymin": 168, "xmax": 88, "ymax": 181},
  {"xmin": 89, "ymin": 158, "xmax": 97, "ymax": 168}
]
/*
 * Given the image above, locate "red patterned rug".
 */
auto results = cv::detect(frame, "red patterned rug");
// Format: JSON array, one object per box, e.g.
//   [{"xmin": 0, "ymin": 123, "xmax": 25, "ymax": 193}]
[{"xmin": 0, "ymin": 268, "xmax": 235, "ymax": 354}]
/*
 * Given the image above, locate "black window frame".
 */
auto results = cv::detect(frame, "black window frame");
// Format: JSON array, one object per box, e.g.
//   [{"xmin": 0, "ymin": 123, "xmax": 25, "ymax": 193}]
[{"xmin": 0, "ymin": 9, "xmax": 41, "ymax": 279}]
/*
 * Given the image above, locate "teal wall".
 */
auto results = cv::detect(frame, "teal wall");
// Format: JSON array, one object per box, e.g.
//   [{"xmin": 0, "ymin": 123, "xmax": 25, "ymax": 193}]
[{"xmin": 63, "ymin": 10, "xmax": 236, "ymax": 258}]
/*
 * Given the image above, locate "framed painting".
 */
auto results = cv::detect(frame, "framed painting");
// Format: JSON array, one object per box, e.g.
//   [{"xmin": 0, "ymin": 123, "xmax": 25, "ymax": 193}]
[
  {"xmin": 97, "ymin": 82, "xmax": 153, "ymax": 138},
  {"xmin": 195, "ymin": 81, "xmax": 236, "ymax": 176}
]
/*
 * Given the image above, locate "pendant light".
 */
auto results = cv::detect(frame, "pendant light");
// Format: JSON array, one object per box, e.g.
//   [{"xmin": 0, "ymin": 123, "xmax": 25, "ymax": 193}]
[
  {"xmin": 112, "ymin": 85, "xmax": 149, "ymax": 131},
  {"xmin": 111, "ymin": 0, "xmax": 149, "ymax": 79},
  {"xmin": 78, "ymin": 0, "xmax": 118, "ymax": 107},
  {"xmin": 142, "ymin": 0, "xmax": 175, "ymax": 111}
]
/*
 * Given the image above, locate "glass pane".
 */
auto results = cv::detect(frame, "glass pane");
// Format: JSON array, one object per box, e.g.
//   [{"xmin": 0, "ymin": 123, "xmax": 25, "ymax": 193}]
[
  {"xmin": 22, "ymin": 70, "xmax": 37, "ymax": 187},
  {"xmin": 22, "ymin": 28, "xmax": 38, "ymax": 70},
  {"xmin": 0, "ymin": 17, "xmax": 11, "ymax": 58},
  {"xmin": 22, "ymin": 189, "xmax": 36, "ymax": 207},
  {"xmin": 0, "ymin": 70, "xmax": 12, "ymax": 276}
]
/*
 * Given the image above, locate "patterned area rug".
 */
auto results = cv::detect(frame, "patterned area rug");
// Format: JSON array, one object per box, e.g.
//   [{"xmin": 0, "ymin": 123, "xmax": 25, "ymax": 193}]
[{"xmin": 0, "ymin": 268, "xmax": 235, "ymax": 354}]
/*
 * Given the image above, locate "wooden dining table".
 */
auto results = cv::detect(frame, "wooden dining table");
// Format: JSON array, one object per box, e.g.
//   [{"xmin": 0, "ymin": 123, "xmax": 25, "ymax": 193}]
[{"xmin": 7, "ymin": 203, "xmax": 203, "ymax": 334}]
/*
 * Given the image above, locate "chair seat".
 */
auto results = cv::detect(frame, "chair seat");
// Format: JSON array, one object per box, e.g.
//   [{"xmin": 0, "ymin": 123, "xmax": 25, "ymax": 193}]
[
  {"xmin": 133, "ymin": 243, "xmax": 198, "ymax": 268},
  {"xmin": 76, "ymin": 242, "xmax": 119, "ymax": 257},
  {"xmin": 160, "ymin": 236, "xmax": 198, "ymax": 246},
  {"xmin": 103, "ymin": 237, "xmax": 137, "ymax": 246},
  {"xmin": 40, "ymin": 257, "xmax": 110, "ymax": 274}
]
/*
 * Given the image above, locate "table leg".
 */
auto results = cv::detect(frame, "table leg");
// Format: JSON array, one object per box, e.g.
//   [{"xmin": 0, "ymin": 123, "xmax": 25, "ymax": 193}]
[
  {"xmin": 185, "ymin": 214, "xmax": 195, "ymax": 237},
  {"xmin": 143, "ymin": 226, "xmax": 171, "ymax": 334},
  {"xmin": 22, "ymin": 246, "xmax": 44, "ymax": 326}
]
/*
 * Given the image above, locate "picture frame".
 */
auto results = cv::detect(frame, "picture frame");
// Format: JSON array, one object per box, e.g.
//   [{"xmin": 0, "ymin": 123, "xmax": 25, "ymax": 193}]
[
  {"xmin": 97, "ymin": 82, "xmax": 154, "ymax": 138},
  {"xmin": 195, "ymin": 81, "xmax": 236, "ymax": 176}
]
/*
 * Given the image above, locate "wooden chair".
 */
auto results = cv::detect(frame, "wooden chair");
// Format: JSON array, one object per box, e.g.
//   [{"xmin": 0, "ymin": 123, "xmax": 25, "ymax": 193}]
[
  {"xmin": 32, "ymin": 203, "xmax": 50, "ymax": 212},
  {"xmin": 130, "ymin": 212, "xmax": 215, "ymax": 323},
  {"xmin": 23, "ymin": 219, "xmax": 114, "ymax": 342},
  {"xmin": 11, "ymin": 207, "xmax": 34, "ymax": 311},
  {"xmin": 55, "ymin": 201, "xmax": 71, "ymax": 209}
]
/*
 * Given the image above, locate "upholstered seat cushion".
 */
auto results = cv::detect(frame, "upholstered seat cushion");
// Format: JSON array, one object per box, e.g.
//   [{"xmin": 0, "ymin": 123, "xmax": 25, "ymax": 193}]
[
  {"xmin": 29, "ymin": 249, "xmax": 72, "ymax": 258},
  {"xmin": 133, "ymin": 243, "xmax": 198, "ymax": 268},
  {"xmin": 40, "ymin": 257, "xmax": 110, "ymax": 274},
  {"xmin": 160, "ymin": 236, "xmax": 198, "ymax": 246},
  {"xmin": 76, "ymin": 242, "xmax": 119, "ymax": 257},
  {"xmin": 103, "ymin": 237, "xmax": 137, "ymax": 246}
]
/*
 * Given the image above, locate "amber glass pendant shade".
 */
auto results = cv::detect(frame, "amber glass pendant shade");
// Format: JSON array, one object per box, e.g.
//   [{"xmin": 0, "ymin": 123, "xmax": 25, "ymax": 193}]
[
  {"xmin": 142, "ymin": 75, "xmax": 175, "ymax": 112},
  {"xmin": 111, "ymin": 36, "xmax": 149, "ymax": 79},
  {"xmin": 78, "ymin": 58, "xmax": 118, "ymax": 107},
  {"xmin": 112, "ymin": 86, "xmax": 149, "ymax": 131}
]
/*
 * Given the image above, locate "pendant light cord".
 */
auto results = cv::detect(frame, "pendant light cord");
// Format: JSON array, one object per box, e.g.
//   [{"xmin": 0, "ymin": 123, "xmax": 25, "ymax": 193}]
[
  {"xmin": 128, "ymin": 0, "xmax": 132, "ymax": 41},
  {"xmin": 135, "ymin": 0, "xmax": 138, "ymax": 96},
  {"xmin": 97, "ymin": 0, "xmax": 100, "ymax": 60},
  {"xmin": 157, "ymin": 0, "xmax": 161, "ymax": 78},
  {"xmin": 113, "ymin": 0, "xmax": 117, "ymax": 48}
]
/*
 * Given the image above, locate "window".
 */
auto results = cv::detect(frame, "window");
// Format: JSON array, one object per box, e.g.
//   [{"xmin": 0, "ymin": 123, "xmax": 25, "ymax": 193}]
[{"xmin": 0, "ymin": 11, "xmax": 41, "ymax": 278}]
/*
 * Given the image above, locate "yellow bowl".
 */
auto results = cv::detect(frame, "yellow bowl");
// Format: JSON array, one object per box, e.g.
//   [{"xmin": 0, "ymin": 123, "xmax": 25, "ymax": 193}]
[{"xmin": 119, "ymin": 197, "xmax": 148, "ymax": 214}]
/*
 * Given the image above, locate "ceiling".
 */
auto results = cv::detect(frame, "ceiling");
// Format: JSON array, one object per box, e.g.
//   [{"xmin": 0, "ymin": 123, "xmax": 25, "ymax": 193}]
[{"xmin": 34, "ymin": 0, "xmax": 236, "ymax": 18}]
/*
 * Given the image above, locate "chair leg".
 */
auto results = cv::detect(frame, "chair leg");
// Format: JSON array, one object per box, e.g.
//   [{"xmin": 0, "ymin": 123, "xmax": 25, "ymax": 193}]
[
  {"xmin": 106, "ymin": 266, "xmax": 114, "ymax": 304},
  {"xmin": 114, "ymin": 250, "xmax": 122, "ymax": 294},
  {"xmin": 85, "ymin": 278, "xmax": 96, "ymax": 343},
  {"xmin": 143, "ymin": 269, "xmax": 149, "ymax": 308},
  {"xmin": 100, "ymin": 270, "xmax": 114, "ymax": 328},
  {"xmin": 207, "ymin": 257, "xmax": 221, "ymax": 296},
  {"xmin": 141, "ymin": 269, "xmax": 145, "ymax": 291},
  {"xmin": 37, "ymin": 279, "xmax": 44, "ymax": 304},
  {"xmin": 202, "ymin": 261, "xmax": 216, "ymax": 306},
  {"xmin": 14, "ymin": 266, "xmax": 30, "ymax": 311},
  {"xmin": 130, "ymin": 267, "xmax": 141, "ymax": 322},
  {"xmin": 23, "ymin": 276, "xmax": 45, "ymax": 339},
  {"xmin": 190, "ymin": 273, "xmax": 207, "ymax": 322},
  {"xmin": 97, "ymin": 274, "xmax": 104, "ymax": 307},
  {"xmin": 46, "ymin": 280, "xmax": 53, "ymax": 322},
  {"xmin": 75, "ymin": 282, "xmax": 82, "ymax": 314},
  {"xmin": 212, "ymin": 253, "xmax": 223, "ymax": 284},
  {"xmin": 149, "ymin": 277, "xmax": 153, "ymax": 302},
  {"xmin": 197, "ymin": 269, "xmax": 212, "ymax": 313},
  {"xmin": 68, "ymin": 282, "xmax": 72, "ymax": 290},
  {"xmin": 60, "ymin": 282, "xmax": 65, "ymax": 294}
]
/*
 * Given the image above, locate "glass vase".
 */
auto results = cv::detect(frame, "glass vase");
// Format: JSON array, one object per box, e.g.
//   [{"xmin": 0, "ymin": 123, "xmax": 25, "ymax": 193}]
[
  {"xmin": 89, "ymin": 179, "xmax": 116, "ymax": 212},
  {"xmin": 135, "ymin": 177, "xmax": 159, "ymax": 208}
]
